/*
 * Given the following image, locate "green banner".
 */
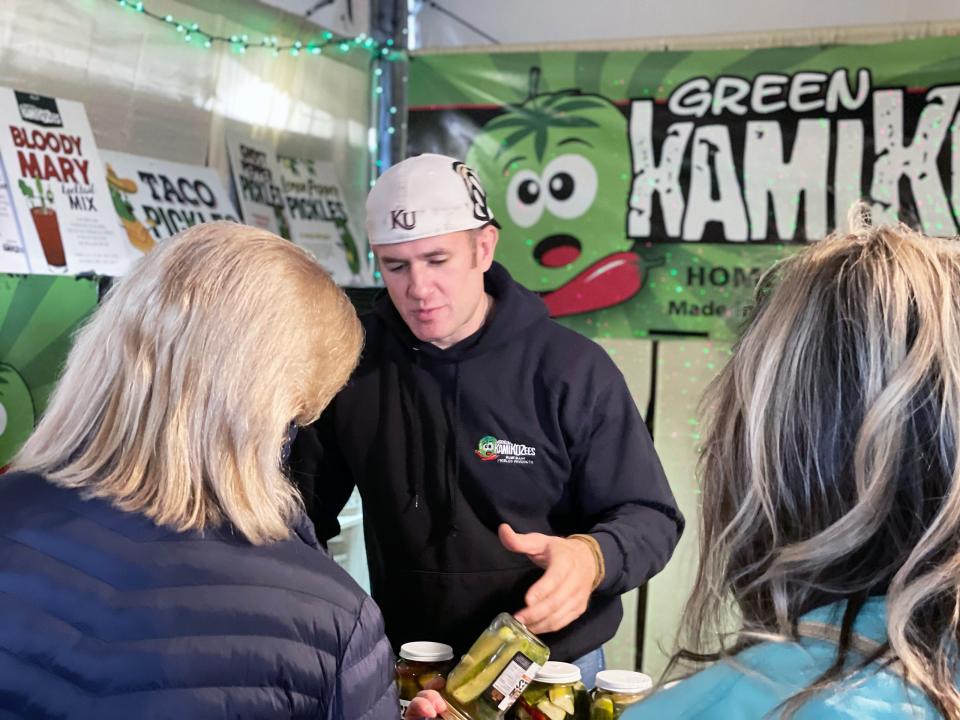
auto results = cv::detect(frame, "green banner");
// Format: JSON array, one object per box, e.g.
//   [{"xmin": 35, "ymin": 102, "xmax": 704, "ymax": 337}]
[
  {"xmin": 407, "ymin": 36, "xmax": 960, "ymax": 339},
  {"xmin": 0, "ymin": 275, "xmax": 98, "ymax": 467}
]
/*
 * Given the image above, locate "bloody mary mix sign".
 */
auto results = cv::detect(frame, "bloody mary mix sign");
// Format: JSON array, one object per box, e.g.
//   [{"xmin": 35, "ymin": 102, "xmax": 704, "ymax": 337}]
[{"xmin": 0, "ymin": 89, "xmax": 132, "ymax": 276}]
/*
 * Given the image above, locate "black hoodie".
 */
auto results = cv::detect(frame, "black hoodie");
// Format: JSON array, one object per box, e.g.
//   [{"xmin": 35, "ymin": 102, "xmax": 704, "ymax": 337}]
[{"xmin": 290, "ymin": 262, "xmax": 683, "ymax": 662}]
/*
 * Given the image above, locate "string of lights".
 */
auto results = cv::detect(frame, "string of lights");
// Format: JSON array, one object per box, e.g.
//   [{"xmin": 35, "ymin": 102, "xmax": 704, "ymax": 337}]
[{"xmin": 113, "ymin": 0, "xmax": 400, "ymax": 59}]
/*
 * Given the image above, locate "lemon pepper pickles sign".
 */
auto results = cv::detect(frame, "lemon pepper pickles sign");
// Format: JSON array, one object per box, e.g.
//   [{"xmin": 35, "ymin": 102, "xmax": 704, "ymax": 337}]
[
  {"xmin": 0, "ymin": 89, "xmax": 132, "ymax": 276},
  {"xmin": 407, "ymin": 36, "xmax": 960, "ymax": 340}
]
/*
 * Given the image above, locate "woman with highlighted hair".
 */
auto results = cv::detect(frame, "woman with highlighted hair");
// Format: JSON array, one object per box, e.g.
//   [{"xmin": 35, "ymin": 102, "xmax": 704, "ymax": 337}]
[
  {"xmin": 0, "ymin": 222, "xmax": 398, "ymax": 719},
  {"xmin": 624, "ymin": 207, "xmax": 960, "ymax": 719}
]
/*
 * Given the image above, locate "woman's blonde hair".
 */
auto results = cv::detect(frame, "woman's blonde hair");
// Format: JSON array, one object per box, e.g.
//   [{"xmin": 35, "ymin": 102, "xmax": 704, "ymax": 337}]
[
  {"xmin": 679, "ymin": 206, "xmax": 960, "ymax": 716},
  {"xmin": 12, "ymin": 222, "xmax": 362, "ymax": 545}
]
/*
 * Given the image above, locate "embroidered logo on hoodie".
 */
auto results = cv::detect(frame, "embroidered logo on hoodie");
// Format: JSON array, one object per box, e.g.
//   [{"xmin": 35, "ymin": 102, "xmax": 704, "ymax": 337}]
[{"xmin": 474, "ymin": 435, "xmax": 536, "ymax": 465}]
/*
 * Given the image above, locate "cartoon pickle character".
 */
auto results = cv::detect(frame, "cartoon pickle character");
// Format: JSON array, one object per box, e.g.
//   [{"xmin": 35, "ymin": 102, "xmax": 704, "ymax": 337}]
[
  {"xmin": 475, "ymin": 435, "xmax": 498, "ymax": 461},
  {"xmin": 0, "ymin": 363, "xmax": 35, "ymax": 470},
  {"xmin": 106, "ymin": 164, "xmax": 155, "ymax": 253},
  {"xmin": 466, "ymin": 72, "xmax": 643, "ymax": 317}
]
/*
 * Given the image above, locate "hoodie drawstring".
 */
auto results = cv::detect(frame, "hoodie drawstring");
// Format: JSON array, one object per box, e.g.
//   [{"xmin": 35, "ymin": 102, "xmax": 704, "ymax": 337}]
[
  {"xmin": 447, "ymin": 363, "xmax": 462, "ymax": 534},
  {"xmin": 401, "ymin": 348, "xmax": 425, "ymax": 511},
  {"xmin": 402, "ymin": 344, "xmax": 462, "ymax": 537}
]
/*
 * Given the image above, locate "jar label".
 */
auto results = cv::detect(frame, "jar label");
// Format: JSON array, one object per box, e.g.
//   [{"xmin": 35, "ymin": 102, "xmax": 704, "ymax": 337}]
[
  {"xmin": 399, "ymin": 698, "xmax": 410, "ymax": 718},
  {"xmin": 483, "ymin": 652, "xmax": 541, "ymax": 712}
]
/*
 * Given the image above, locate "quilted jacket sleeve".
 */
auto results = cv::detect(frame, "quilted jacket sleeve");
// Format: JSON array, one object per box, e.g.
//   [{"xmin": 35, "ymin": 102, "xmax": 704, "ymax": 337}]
[{"xmin": 332, "ymin": 596, "xmax": 399, "ymax": 720}]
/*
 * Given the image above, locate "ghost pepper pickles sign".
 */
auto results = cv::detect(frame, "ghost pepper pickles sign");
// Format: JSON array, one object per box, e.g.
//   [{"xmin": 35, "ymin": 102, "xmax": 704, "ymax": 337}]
[
  {"xmin": 226, "ymin": 133, "xmax": 290, "ymax": 238},
  {"xmin": 0, "ymin": 89, "xmax": 132, "ymax": 276},
  {"xmin": 0, "ymin": 274, "xmax": 98, "ymax": 468},
  {"xmin": 407, "ymin": 36, "xmax": 960, "ymax": 340}
]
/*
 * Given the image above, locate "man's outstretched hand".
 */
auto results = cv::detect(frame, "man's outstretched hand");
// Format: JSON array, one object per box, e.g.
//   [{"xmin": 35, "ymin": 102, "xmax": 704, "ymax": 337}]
[{"xmin": 498, "ymin": 523, "xmax": 599, "ymax": 634}]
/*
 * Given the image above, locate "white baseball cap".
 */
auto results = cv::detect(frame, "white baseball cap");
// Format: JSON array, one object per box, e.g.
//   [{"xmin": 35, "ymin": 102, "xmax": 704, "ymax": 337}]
[{"xmin": 366, "ymin": 153, "xmax": 499, "ymax": 245}]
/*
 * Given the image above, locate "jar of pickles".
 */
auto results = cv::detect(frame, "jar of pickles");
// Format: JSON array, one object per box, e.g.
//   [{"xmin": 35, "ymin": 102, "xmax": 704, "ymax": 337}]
[
  {"xmin": 514, "ymin": 661, "xmax": 588, "ymax": 720},
  {"xmin": 440, "ymin": 613, "xmax": 550, "ymax": 720},
  {"xmin": 396, "ymin": 641, "xmax": 455, "ymax": 717},
  {"xmin": 588, "ymin": 671, "xmax": 653, "ymax": 719}
]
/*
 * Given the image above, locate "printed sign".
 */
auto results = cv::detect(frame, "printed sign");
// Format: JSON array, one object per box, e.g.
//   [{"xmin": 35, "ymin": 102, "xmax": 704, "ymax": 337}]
[
  {"xmin": 278, "ymin": 155, "xmax": 371, "ymax": 285},
  {"xmin": 0, "ymin": 163, "xmax": 29, "ymax": 273},
  {"xmin": 0, "ymin": 88, "xmax": 132, "ymax": 275},
  {"xmin": 101, "ymin": 150, "xmax": 239, "ymax": 255},
  {"xmin": 408, "ymin": 36, "xmax": 960, "ymax": 339},
  {"xmin": 226, "ymin": 132, "xmax": 290, "ymax": 238}
]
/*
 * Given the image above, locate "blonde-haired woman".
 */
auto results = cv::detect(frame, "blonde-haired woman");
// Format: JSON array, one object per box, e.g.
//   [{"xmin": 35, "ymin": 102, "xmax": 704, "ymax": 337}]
[
  {"xmin": 0, "ymin": 223, "xmax": 398, "ymax": 719},
  {"xmin": 626, "ymin": 210, "xmax": 960, "ymax": 719}
]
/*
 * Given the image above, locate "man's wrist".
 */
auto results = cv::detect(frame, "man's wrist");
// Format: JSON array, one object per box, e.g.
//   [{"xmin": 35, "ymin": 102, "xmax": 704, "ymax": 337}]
[{"xmin": 568, "ymin": 533, "xmax": 605, "ymax": 591}]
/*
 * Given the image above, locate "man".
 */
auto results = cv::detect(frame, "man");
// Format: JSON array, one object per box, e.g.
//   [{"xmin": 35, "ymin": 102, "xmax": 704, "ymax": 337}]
[{"xmin": 290, "ymin": 153, "xmax": 682, "ymax": 685}]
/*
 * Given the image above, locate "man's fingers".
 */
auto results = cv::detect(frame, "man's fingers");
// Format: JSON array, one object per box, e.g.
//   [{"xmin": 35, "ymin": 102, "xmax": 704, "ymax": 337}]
[
  {"xmin": 404, "ymin": 689, "xmax": 446, "ymax": 719},
  {"xmin": 514, "ymin": 566, "xmax": 568, "ymax": 627},
  {"xmin": 498, "ymin": 523, "xmax": 550, "ymax": 560},
  {"xmin": 525, "ymin": 604, "xmax": 583, "ymax": 635},
  {"xmin": 524, "ymin": 593, "xmax": 589, "ymax": 634},
  {"xmin": 524, "ymin": 562, "xmax": 566, "ymax": 608}
]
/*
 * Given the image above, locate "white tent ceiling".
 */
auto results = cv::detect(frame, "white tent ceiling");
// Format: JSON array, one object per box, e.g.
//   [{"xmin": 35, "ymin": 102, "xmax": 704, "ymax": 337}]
[{"xmin": 408, "ymin": 0, "xmax": 960, "ymax": 50}]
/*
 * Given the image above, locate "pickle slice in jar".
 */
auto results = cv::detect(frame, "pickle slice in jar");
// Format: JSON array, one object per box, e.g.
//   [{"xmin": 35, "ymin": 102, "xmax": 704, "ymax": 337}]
[
  {"xmin": 396, "ymin": 675, "xmax": 420, "ymax": 701},
  {"xmin": 548, "ymin": 686, "xmax": 576, "ymax": 715},
  {"xmin": 522, "ymin": 684, "xmax": 550, "ymax": 706},
  {"xmin": 536, "ymin": 698, "xmax": 568, "ymax": 720},
  {"xmin": 449, "ymin": 638, "xmax": 526, "ymax": 703},
  {"xmin": 590, "ymin": 697, "xmax": 615, "ymax": 720},
  {"xmin": 416, "ymin": 671, "xmax": 442, "ymax": 689},
  {"xmin": 445, "ymin": 625, "xmax": 517, "ymax": 694}
]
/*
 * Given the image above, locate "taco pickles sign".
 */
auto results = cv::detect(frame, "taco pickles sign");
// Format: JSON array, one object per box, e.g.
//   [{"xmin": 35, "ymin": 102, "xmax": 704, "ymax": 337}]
[{"xmin": 407, "ymin": 36, "xmax": 960, "ymax": 339}]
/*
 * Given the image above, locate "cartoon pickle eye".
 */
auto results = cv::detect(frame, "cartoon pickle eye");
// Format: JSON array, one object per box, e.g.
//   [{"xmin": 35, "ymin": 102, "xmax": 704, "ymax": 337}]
[
  {"xmin": 506, "ymin": 169, "xmax": 544, "ymax": 228},
  {"xmin": 0, "ymin": 402, "xmax": 7, "ymax": 437},
  {"xmin": 542, "ymin": 154, "xmax": 598, "ymax": 220},
  {"xmin": 548, "ymin": 173, "xmax": 574, "ymax": 201},
  {"xmin": 518, "ymin": 179, "xmax": 540, "ymax": 204}
]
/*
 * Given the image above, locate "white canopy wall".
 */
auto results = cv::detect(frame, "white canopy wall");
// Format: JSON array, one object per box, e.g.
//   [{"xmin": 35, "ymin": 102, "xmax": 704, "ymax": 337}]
[{"xmin": 0, "ymin": 0, "xmax": 374, "ymax": 228}]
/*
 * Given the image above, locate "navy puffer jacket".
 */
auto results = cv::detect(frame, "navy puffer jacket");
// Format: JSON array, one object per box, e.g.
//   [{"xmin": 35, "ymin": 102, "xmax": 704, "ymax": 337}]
[{"xmin": 0, "ymin": 472, "xmax": 399, "ymax": 720}]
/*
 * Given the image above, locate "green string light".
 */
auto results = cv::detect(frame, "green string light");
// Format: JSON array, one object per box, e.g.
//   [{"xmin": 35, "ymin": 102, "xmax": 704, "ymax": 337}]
[{"xmin": 113, "ymin": 1, "xmax": 401, "ymax": 59}]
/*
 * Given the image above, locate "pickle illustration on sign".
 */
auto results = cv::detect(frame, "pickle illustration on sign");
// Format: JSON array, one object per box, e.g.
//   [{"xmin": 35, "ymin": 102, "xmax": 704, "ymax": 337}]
[
  {"xmin": 17, "ymin": 177, "xmax": 65, "ymax": 270},
  {"xmin": 106, "ymin": 164, "xmax": 155, "ymax": 253},
  {"xmin": 334, "ymin": 216, "xmax": 361, "ymax": 274},
  {"xmin": 466, "ymin": 68, "xmax": 645, "ymax": 317}
]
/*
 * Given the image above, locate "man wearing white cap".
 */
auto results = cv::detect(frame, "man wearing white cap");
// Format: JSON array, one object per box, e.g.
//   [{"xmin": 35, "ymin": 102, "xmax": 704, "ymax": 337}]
[{"xmin": 289, "ymin": 153, "xmax": 682, "ymax": 686}]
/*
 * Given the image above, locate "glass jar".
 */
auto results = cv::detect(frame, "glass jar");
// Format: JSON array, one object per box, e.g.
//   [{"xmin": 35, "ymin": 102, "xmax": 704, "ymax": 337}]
[
  {"xmin": 588, "ymin": 671, "xmax": 653, "ymax": 720},
  {"xmin": 514, "ymin": 661, "xmax": 588, "ymax": 720},
  {"xmin": 396, "ymin": 641, "xmax": 455, "ymax": 717},
  {"xmin": 440, "ymin": 613, "xmax": 550, "ymax": 720}
]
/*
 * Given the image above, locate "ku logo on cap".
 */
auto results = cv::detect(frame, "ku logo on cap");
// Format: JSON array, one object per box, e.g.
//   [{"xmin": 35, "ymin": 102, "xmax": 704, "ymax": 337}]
[
  {"xmin": 453, "ymin": 162, "xmax": 493, "ymax": 223},
  {"xmin": 391, "ymin": 209, "xmax": 417, "ymax": 230}
]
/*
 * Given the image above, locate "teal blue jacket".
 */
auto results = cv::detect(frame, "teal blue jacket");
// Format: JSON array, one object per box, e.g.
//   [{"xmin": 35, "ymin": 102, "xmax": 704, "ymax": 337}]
[{"xmin": 625, "ymin": 598, "xmax": 938, "ymax": 719}]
